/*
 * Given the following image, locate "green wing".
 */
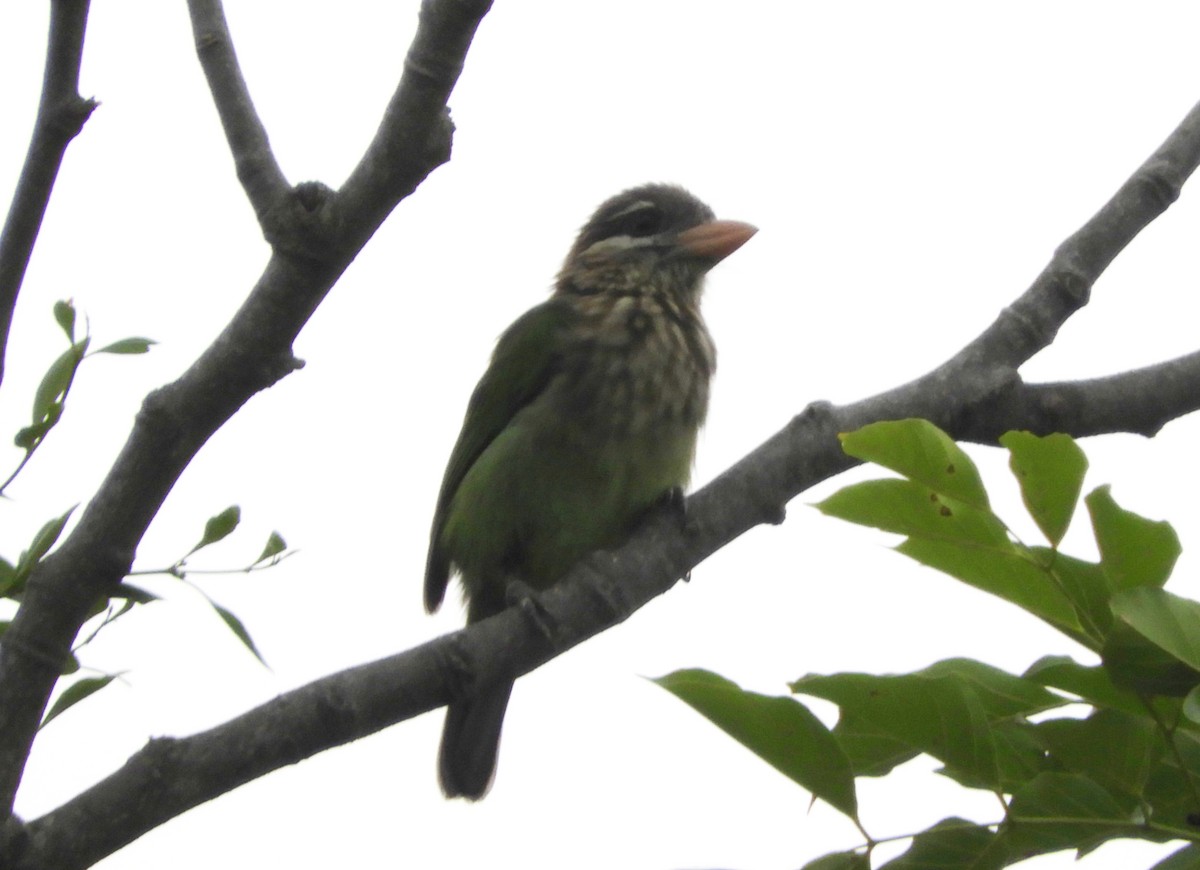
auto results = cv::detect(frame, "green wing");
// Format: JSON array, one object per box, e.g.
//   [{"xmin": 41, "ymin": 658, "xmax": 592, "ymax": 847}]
[{"xmin": 424, "ymin": 299, "xmax": 572, "ymax": 612}]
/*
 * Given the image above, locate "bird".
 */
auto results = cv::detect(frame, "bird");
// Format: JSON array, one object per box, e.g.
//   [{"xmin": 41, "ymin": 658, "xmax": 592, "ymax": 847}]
[{"xmin": 424, "ymin": 183, "xmax": 757, "ymax": 799}]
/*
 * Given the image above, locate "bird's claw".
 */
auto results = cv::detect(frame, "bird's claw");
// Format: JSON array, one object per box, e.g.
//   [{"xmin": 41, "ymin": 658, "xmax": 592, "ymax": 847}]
[
  {"xmin": 504, "ymin": 579, "xmax": 537, "ymax": 607},
  {"xmin": 658, "ymin": 485, "xmax": 689, "ymax": 527}
]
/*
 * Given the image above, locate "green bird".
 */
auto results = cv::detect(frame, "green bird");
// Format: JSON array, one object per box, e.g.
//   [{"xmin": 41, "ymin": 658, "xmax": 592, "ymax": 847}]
[{"xmin": 424, "ymin": 183, "xmax": 757, "ymax": 799}]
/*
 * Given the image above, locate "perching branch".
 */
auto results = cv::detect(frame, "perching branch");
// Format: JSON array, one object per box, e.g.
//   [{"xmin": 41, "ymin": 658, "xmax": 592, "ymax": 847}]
[
  {"xmin": 10, "ymin": 90, "xmax": 1200, "ymax": 869},
  {"xmin": 0, "ymin": 0, "xmax": 493, "ymax": 841},
  {"xmin": 0, "ymin": 0, "xmax": 96, "ymax": 388}
]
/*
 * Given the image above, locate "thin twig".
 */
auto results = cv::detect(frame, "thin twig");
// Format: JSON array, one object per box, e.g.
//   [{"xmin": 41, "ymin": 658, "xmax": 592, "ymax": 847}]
[
  {"xmin": 0, "ymin": 0, "xmax": 96, "ymax": 388},
  {"xmin": 185, "ymin": 0, "xmax": 288, "ymax": 227}
]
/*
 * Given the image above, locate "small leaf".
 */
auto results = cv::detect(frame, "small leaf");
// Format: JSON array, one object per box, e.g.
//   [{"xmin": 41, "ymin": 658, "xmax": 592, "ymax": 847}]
[
  {"xmin": 189, "ymin": 505, "xmax": 241, "ymax": 555},
  {"xmin": 1087, "ymin": 486, "xmax": 1180, "ymax": 591},
  {"xmin": 52, "ymin": 299, "xmax": 75, "ymax": 341},
  {"xmin": 655, "ymin": 669, "xmax": 857, "ymax": 818},
  {"xmin": 879, "ymin": 817, "xmax": 1007, "ymax": 870},
  {"xmin": 253, "ymin": 531, "xmax": 287, "ymax": 565},
  {"xmin": 14, "ymin": 407, "xmax": 60, "ymax": 450},
  {"xmin": 94, "ymin": 337, "xmax": 155, "ymax": 355},
  {"xmin": 40, "ymin": 673, "xmax": 122, "ymax": 729},
  {"xmin": 816, "ymin": 479, "xmax": 1009, "ymax": 548},
  {"xmin": 839, "ymin": 419, "xmax": 990, "ymax": 510},
  {"xmin": 0, "ymin": 557, "xmax": 17, "ymax": 598},
  {"xmin": 14, "ymin": 506, "xmax": 78, "ymax": 587},
  {"xmin": 31, "ymin": 339, "xmax": 88, "ymax": 426},
  {"xmin": 212, "ymin": 602, "xmax": 267, "ymax": 667},
  {"xmin": 110, "ymin": 582, "xmax": 160, "ymax": 605},
  {"xmin": 60, "ymin": 651, "xmax": 80, "ymax": 675},
  {"xmin": 1001, "ymin": 431, "xmax": 1087, "ymax": 547}
]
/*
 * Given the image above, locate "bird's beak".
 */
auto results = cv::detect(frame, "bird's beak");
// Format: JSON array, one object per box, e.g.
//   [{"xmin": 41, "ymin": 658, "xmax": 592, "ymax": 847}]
[{"xmin": 675, "ymin": 219, "xmax": 758, "ymax": 264}]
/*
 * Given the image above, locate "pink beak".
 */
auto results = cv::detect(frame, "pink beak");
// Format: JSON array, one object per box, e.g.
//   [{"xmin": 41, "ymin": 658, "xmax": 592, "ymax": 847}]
[{"xmin": 676, "ymin": 220, "xmax": 758, "ymax": 263}]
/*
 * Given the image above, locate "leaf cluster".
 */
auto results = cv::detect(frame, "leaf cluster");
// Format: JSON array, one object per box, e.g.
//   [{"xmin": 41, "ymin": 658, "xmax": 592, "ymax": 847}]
[
  {"xmin": 1, "ymin": 303, "xmax": 290, "ymax": 728},
  {"xmin": 658, "ymin": 420, "xmax": 1200, "ymax": 869}
]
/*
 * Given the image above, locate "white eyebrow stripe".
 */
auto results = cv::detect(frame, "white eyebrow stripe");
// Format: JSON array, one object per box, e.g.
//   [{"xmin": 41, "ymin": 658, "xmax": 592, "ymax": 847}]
[
  {"xmin": 607, "ymin": 200, "xmax": 657, "ymax": 221},
  {"xmin": 581, "ymin": 234, "xmax": 655, "ymax": 257}
]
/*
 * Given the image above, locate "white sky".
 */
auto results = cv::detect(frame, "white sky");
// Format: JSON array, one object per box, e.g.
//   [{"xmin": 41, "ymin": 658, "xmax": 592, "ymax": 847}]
[{"xmin": 4, "ymin": 3, "xmax": 1200, "ymax": 869}]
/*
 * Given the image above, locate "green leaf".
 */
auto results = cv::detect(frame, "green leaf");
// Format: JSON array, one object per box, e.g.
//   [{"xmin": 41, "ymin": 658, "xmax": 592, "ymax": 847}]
[
  {"xmin": 791, "ymin": 670, "xmax": 1001, "ymax": 790},
  {"xmin": 14, "ymin": 406, "xmax": 60, "ymax": 450},
  {"xmin": 1023, "ymin": 655, "xmax": 1146, "ymax": 716},
  {"xmin": 1101, "ymin": 588, "xmax": 1200, "ymax": 696},
  {"xmin": 1087, "ymin": 486, "xmax": 1180, "ymax": 591},
  {"xmin": 0, "ymin": 557, "xmax": 17, "ymax": 598},
  {"xmin": 1102, "ymin": 619, "xmax": 1200, "ymax": 697},
  {"xmin": 188, "ymin": 505, "xmax": 241, "ymax": 555},
  {"xmin": 52, "ymin": 299, "xmax": 75, "ymax": 342},
  {"xmin": 879, "ymin": 817, "xmax": 1006, "ymax": 870},
  {"xmin": 94, "ymin": 337, "xmax": 155, "ymax": 355},
  {"xmin": 253, "ymin": 531, "xmax": 287, "ymax": 565},
  {"xmin": 60, "ymin": 650, "xmax": 80, "ymax": 675},
  {"xmin": 654, "ymin": 669, "xmax": 857, "ymax": 818},
  {"xmin": 802, "ymin": 852, "xmax": 871, "ymax": 870},
  {"xmin": 110, "ymin": 582, "xmax": 160, "ymax": 605},
  {"xmin": 1001, "ymin": 431, "xmax": 1087, "ymax": 548},
  {"xmin": 839, "ymin": 419, "xmax": 990, "ymax": 510},
  {"xmin": 816, "ymin": 479, "xmax": 1009, "ymax": 547},
  {"xmin": 1111, "ymin": 587, "xmax": 1200, "ymax": 672},
  {"xmin": 1143, "ymin": 730, "xmax": 1200, "ymax": 832},
  {"xmin": 1034, "ymin": 709, "xmax": 1162, "ymax": 805},
  {"xmin": 1151, "ymin": 845, "xmax": 1200, "ymax": 870},
  {"xmin": 13, "ymin": 506, "xmax": 78, "ymax": 588},
  {"xmin": 1001, "ymin": 772, "xmax": 1136, "ymax": 857},
  {"xmin": 1037, "ymin": 549, "xmax": 1112, "ymax": 647},
  {"xmin": 212, "ymin": 602, "xmax": 267, "ymax": 667},
  {"xmin": 40, "ymin": 673, "xmax": 122, "ymax": 729},
  {"xmin": 819, "ymin": 709, "xmax": 919, "ymax": 778},
  {"xmin": 31, "ymin": 339, "xmax": 88, "ymax": 426},
  {"xmin": 991, "ymin": 720, "xmax": 1050, "ymax": 793},
  {"xmin": 897, "ymin": 538, "xmax": 1084, "ymax": 641},
  {"xmin": 921, "ymin": 658, "xmax": 1064, "ymax": 718}
]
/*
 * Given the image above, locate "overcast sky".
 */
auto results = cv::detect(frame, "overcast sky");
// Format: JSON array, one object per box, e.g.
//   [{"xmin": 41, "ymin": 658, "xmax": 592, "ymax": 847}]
[{"xmin": 4, "ymin": 3, "xmax": 1200, "ymax": 869}]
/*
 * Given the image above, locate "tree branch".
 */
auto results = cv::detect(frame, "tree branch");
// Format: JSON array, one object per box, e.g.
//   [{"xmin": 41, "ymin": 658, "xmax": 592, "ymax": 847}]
[
  {"xmin": 0, "ymin": 0, "xmax": 96, "ymax": 388},
  {"xmin": 186, "ymin": 0, "xmax": 289, "ymax": 226},
  {"xmin": 0, "ymin": 0, "xmax": 493, "ymax": 829},
  {"xmin": 9, "ymin": 93, "xmax": 1200, "ymax": 870}
]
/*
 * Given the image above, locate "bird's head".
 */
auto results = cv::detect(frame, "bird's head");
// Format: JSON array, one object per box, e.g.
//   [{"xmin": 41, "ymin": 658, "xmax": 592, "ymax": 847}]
[{"xmin": 555, "ymin": 184, "xmax": 757, "ymax": 299}]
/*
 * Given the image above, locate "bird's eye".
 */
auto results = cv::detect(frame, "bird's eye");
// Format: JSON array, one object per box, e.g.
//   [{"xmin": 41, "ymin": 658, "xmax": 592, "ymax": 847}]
[{"xmin": 622, "ymin": 207, "xmax": 663, "ymax": 238}]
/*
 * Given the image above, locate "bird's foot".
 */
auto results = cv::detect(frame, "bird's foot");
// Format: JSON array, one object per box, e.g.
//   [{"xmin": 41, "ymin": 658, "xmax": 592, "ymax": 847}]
[
  {"xmin": 504, "ymin": 579, "xmax": 536, "ymax": 607},
  {"xmin": 653, "ymin": 487, "xmax": 693, "ymax": 582},
  {"xmin": 657, "ymin": 486, "xmax": 689, "ymax": 526}
]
